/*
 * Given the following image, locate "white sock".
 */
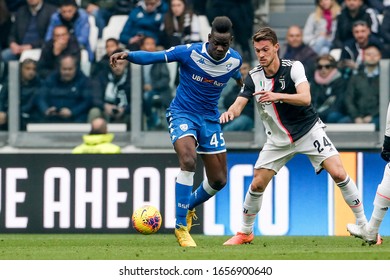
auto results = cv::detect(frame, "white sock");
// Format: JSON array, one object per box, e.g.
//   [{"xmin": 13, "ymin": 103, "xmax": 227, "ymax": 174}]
[
  {"xmin": 337, "ymin": 176, "xmax": 367, "ymax": 225},
  {"xmin": 368, "ymin": 166, "xmax": 390, "ymax": 232},
  {"xmin": 241, "ymin": 187, "xmax": 264, "ymax": 234},
  {"xmin": 176, "ymin": 170, "xmax": 194, "ymax": 186},
  {"xmin": 202, "ymin": 179, "xmax": 218, "ymax": 196}
]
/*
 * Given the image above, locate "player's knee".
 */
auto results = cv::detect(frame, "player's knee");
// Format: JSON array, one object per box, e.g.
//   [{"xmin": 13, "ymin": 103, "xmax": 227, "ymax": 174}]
[
  {"xmin": 179, "ymin": 154, "xmax": 197, "ymax": 170},
  {"xmin": 250, "ymin": 182, "xmax": 267, "ymax": 192},
  {"xmin": 211, "ymin": 178, "xmax": 227, "ymax": 191},
  {"xmin": 331, "ymin": 169, "xmax": 347, "ymax": 183},
  {"xmin": 251, "ymin": 170, "xmax": 273, "ymax": 192}
]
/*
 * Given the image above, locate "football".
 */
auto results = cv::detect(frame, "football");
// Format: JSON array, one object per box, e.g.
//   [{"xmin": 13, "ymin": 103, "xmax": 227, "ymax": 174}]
[{"xmin": 131, "ymin": 205, "xmax": 162, "ymax": 234}]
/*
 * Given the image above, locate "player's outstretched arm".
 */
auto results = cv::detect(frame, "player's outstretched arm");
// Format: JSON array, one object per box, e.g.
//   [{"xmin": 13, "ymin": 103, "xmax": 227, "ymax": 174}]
[
  {"xmin": 111, "ymin": 50, "xmax": 168, "ymax": 67},
  {"xmin": 110, "ymin": 51, "xmax": 129, "ymax": 68},
  {"xmin": 220, "ymin": 96, "xmax": 248, "ymax": 124}
]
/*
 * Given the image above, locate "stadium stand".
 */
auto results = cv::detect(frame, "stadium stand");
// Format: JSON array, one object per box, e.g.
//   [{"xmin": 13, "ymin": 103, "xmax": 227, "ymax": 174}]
[
  {"xmin": 198, "ymin": 15, "xmax": 211, "ymax": 43},
  {"xmin": 88, "ymin": 15, "xmax": 99, "ymax": 53},
  {"xmin": 96, "ymin": 15, "xmax": 129, "ymax": 61},
  {"xmin": 0, "ymin": 0, "xmax": 388, "ymax": 152},
  {"xmin": 330, "ymin": 48, "xmax": 342, "ymax": 61},
  {"xmin": 26, "ymin": 123, "xmax": 127, "ymax": 132},
  {"xmin": 268, "ymin": 0, "xmax": 314, "ymax": 46},
  {"xmin": 102, "ymin": 15, "xmax": 128, "ymax": 41},
  {"xmin": 19, "ymin": 49, "xmax": 42, "ymax": 63},
  {"xmin": 80, "ymin": 49, "xmax": 91, "ymax": 76}
]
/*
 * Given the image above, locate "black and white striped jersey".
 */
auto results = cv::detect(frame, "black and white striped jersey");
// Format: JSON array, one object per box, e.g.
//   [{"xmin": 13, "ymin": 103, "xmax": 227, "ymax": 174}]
[{"xmin": 239, "ymin": 59, "xmax": 320, "ymax": 146}]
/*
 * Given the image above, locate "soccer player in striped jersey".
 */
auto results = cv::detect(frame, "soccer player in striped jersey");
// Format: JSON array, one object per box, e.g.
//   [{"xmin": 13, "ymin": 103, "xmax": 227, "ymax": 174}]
[
  {"xmin": 110, "ymin": 16, "xmax": 243, "ymax": 247},
  {"xmin": 347, "ymin": 102, "xmax": 390, "ymax": 244},
  {"xmin": 220, "ymin": 27, "xmax": 381, "ymax": 245}
]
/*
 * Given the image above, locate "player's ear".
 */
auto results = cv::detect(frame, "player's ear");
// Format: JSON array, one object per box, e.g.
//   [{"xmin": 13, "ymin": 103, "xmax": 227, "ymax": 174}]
[
  {"xmin": 274, "ymin": 43, "xmax": 280, "ymax": 52},
  {"xmin": 207, "ymin": 33, "xmax": 211, "ymax": 42}
]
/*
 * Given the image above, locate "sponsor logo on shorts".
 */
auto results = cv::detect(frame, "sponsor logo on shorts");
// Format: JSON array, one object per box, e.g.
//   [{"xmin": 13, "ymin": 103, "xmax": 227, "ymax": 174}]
[{"xmin": 180, "ymin": 124, "xmax": 188, "ymax": 131}]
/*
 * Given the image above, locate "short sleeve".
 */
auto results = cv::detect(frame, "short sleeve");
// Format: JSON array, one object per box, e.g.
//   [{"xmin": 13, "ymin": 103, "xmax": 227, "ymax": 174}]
[
  {"xmin": 238, "ymin": 74, "xmax": 255, "ymax": 100},
  {"xmin": 290, "ymin": 61, "xmax": 308, "ymax": 87}
]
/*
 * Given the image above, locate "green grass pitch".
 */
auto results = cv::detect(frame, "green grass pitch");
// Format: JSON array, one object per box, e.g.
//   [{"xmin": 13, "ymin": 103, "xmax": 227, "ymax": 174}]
[{"xmin": 0, "ymin": 234, "xmax": 389, "ymax": 260}]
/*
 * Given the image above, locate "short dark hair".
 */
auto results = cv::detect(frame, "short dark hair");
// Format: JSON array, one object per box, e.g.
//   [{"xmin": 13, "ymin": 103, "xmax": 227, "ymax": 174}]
[
  {"xmin": 106, "ymin": 38, "xmax": 119, "ymax": 45},
  {"xmin": 352, "ymin": 20, "xmax": 369, "ymax": 28},
  {"xmin": 20, "ymin": 58, "xmax": 37, "ymax": 67},
  {"xmin": 53, "ymin": 25, "xmax": 69, "ymax": 32},
  {"xmin": 111, "ymin": 48, "xmax": 125, "ymax": 55},
  {"xmin": 364, "ymin": 43, "xmax": 382, "ymax": 52},
  {"xmin": 59, "ymin": 54, "xmax": 78, "ymax": 67},
  {"xmin": 211, "ymin": 16, "xmax": 233, "ymax": 35},
  {"xmin": 140, "ymin": 35, "xmax": 156, "ymax": 47},
  {"xmin": 60, "ymin": 0, "xmax": 78, "ymax": 7},
  {"xmin": 252, "ymin": 27, "xmax": 278, "ymax": 45}
]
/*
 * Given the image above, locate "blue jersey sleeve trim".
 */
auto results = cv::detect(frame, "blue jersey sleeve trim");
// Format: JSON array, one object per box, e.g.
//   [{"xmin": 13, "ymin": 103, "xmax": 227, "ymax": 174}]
[{"xmin": 126, "ymin": 51, "xmax": 167, "ymax": 65}]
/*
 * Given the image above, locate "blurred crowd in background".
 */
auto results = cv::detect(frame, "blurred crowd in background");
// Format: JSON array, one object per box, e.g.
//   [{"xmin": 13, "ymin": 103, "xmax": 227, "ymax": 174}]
[{"xmin": 0, "ymin": 0, "xmax": 388, "ymax": 133}]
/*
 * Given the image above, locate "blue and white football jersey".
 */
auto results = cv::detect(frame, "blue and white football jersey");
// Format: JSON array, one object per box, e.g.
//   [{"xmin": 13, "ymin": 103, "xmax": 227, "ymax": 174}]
[{"xmin": 165, "ymin": 43, "xmax": 242, "ymax": 120}]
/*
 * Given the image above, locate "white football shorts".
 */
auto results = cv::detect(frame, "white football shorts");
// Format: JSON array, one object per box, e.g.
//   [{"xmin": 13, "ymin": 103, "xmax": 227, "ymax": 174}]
[{"xmin": 255, "ymin": 122, "xmax": 339, "ymax": 174}]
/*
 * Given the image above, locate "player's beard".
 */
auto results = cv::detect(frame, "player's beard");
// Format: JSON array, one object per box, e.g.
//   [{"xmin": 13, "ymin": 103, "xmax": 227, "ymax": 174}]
[{"xmin": 260, "ymin": 55, "xmax": 274, "ymax": 68}]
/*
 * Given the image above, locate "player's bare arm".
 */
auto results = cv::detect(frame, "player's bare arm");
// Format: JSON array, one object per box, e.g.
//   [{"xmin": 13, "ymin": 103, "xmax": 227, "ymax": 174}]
[
  {"xmin": 235, "ymin": 77, "xmax": 244, "ymax": 88},
  {"xmin": 220, "ymin": 96, "xmax": 248, "ymax": 123},
  {"xmin": 110, "ymin": 51, "xmax": 129, "ymax": 68},
  {"xmin": 253, "ymin": 81, "xmax": 311, "ymax": 106}
]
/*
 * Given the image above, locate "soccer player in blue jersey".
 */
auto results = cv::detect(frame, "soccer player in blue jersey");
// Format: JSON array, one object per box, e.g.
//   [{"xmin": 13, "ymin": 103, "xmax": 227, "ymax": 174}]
[{"xmin": 110, "ymin": 16, "xmax": 243, "ymax": 247}]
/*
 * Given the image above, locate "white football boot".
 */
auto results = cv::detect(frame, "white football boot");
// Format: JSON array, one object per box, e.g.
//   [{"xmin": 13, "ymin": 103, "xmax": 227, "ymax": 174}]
[{"xmin": 347, "ymin": 223, "xmax": 382, "ymax": 245}]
